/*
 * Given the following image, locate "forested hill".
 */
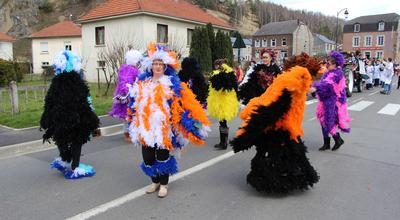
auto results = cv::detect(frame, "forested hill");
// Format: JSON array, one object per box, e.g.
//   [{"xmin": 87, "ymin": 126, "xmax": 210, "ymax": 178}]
[{"xmin": 192, "ymin": 0, "xmax": 344, "ymax": 40}]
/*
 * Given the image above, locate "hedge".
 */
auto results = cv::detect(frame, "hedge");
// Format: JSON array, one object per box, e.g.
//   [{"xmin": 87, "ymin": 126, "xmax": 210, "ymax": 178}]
[{"xmin": 0, "ymin": 60, "xmax": 26, "ymax": 87}]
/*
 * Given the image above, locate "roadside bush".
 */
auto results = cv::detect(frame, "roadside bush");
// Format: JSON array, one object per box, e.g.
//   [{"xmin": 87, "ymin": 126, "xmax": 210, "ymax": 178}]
[{"xmin": 0, "ymin": 60, "xmax": 25, "ymax": 87}]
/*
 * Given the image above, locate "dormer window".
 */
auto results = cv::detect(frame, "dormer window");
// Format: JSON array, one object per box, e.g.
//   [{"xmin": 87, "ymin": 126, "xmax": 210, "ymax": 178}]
[
  {"xmin": 378, "ymin": 21, "xmax": 385, "ymax": 31},
  {"xmin": 354, "ymin": 24, "xmax": 360, "ymax": 32}
]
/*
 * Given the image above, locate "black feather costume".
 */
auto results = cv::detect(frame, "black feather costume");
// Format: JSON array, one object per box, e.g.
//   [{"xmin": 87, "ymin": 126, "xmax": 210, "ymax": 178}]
[
  {"xmin": 40, "ymin": 72, "xmax": 99, "ymax": 146},
  {"xmin": 178, "ymin": 57, "xmax": 208, "ymax": 105},
  {"xmin": 238, "ymin": 63, "xmax": 281, "ymax": 105}
]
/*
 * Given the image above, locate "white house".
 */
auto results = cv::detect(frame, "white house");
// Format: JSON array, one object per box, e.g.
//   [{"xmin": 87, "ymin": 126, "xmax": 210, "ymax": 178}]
[
  {"xmin": 231, "ymin": 37, "xmax": 252, "ymax": 62},
  {"xmin": 313, "ymin": 34, "xmax": 335, "ymax": 56},
  {"xmin": 0, "ymin": 32, "xmax": 14, "ymax": 60},
  {"xmin": 30, "ymin": 21, "xmax": 82, "ymax": 74},
  {"xmin": 77, "ymin": 0, "xmax": 234, "ymax": 82}
]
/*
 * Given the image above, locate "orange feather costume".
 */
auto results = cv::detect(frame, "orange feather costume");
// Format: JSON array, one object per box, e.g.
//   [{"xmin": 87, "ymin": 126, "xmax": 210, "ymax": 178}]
[{"xmin": 231, "ymin": 53, "xmax": 320, "ymax": 193}]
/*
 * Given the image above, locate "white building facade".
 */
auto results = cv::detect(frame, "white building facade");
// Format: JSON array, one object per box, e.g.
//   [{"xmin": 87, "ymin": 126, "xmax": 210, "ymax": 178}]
[
  {"xmin": 78, "ymin": 0, "xmax": 233, "ymax": 82},
  {"xmin": 0, "ymin": 32, "xmax": 13, "ymax": 60}
]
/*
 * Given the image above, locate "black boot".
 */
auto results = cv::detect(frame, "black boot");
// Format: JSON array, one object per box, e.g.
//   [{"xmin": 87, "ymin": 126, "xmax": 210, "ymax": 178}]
[
  {"xmin": 215, "ymin": 127, "xmax": 229, "ymax": 150},
  {"xmin": 214, "ymin": 126, "xmax": 225, "ymax": 149},
  {"xmin": 332, "ymin": 133, "xmax": 344, "ymax": 151},
  {"xmin": 319, "ymin": 137, "xmax": 330, "ymax": 151}
]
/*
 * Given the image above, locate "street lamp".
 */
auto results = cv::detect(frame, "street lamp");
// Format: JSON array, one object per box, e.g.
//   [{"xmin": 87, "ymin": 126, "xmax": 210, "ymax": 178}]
[{"xmin": 335, "ymin": 8, "xmax": 349, "ymax": 50}]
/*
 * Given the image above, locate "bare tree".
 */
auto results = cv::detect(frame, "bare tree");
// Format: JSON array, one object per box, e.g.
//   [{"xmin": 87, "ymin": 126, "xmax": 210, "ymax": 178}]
[
  {"xmin": 168, "ymin": 30, "xmax": 187, "ymax": 59},
  {"xmin": 97, "ymin": 31, "xmax": 141, "ymax": 96}
]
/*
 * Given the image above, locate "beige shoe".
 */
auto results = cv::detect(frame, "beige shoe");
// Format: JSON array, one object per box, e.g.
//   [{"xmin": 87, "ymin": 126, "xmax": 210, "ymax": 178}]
[
  {"xmin": 158, "ymin": 185, "xmax": 168, "ymax": 198},
  {"xmin": 146, "ymin": 183, "xmax": 160, "ymax": 194}
]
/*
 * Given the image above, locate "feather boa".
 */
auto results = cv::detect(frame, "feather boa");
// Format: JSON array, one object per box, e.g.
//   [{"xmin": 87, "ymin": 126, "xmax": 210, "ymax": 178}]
[
  {"xmin": 127, "ymin": 68, "xmax": 210, "ymax": 152},
  {"xmin": 313, "ymin": 67, "xmax": 351, "ymax": 135},
  {"xmin": 109, "ymin": 64, "xmax": 140, "ymax": 119}
]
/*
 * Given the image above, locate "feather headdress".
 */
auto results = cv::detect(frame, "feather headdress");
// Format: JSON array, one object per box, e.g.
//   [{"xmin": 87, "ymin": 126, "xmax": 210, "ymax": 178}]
[
  {"xmin": 125, "ymin": 49, "xmax": 143, "ymax": 66},
  {"xmin": 141, "ymin": 42, "xmax": 180, "ymax": 71},
  {"xmin": 52, "ymin": 50, "xmax": 82, "ymax": 75}
]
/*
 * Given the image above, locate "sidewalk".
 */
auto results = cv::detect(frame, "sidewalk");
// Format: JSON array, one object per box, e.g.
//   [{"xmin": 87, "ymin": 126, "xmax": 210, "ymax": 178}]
[{"xmin": 0, "ymin": 115, "xmax": 122, "ymax": 147}]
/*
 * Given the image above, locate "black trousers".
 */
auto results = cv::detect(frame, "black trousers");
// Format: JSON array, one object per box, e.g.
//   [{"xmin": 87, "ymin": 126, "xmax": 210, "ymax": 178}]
[
  {"xmin": 397, "ymin": 75, "xmax": 400, "ymax": 89},
  {"xmin": 219, "ymin": 120, "xmax": 227, "ymax": 128},
  {"xmin": 57, "ymin": 143, "xmax": 82, "ymax": 170},
  {"xmin": 142, "ymin": 146, "xmax": 170, "ymax": 185}
]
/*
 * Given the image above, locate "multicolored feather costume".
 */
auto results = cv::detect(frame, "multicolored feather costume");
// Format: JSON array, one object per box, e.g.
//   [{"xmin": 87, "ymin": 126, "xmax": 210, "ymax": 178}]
[
  {"xmin": 127, "ymin": 44, "xmax": 210, "ymax": 177},
  {"xmin": 313, "ymin": 60, "xmax": 350, "ymax": 135}
]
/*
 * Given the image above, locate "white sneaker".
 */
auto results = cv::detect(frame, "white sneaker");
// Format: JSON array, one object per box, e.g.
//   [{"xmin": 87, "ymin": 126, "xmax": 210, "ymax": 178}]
[
  {"xmin": 146, "ymin": 183, "xmax": 160, "ymax": 194},
  {"xmin": 158, "ymin": 185, "xmax": 168, "ymax": 198}
]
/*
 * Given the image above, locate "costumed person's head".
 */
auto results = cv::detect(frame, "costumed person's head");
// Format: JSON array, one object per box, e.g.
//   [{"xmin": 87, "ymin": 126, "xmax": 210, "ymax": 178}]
[
  {"xmin": 283, "ymin": 52, "xmax": 321, "ymax": 77},
  {"xmin": 260, "ymin": 49, "xmax": 275, "ymax": 65},
  {"xmin": 141, "ymin": 42, "xmax": 180, "ymax": 78},
  {"xmin": 180, "ymin": 57, "xmax": 200, "ymax": 80},
  {"xmin": 327, "ymin": 51, "xmax": 345, "ymax": 71},
  {"xmin": 52, "ymin": 50, "xmax": 82, "ymax": 75},
  {"xmin": 214, "ymin": 58, "xmax": 228, "ymax": 70},
  {"xmin": 125, "ymin": 49, "xmax": 143, "ymax": 68}
]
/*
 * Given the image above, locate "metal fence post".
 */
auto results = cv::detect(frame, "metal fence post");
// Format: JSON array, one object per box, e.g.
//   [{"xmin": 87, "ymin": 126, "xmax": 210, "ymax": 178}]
[{"xmin": 9, "ymin": 81, "xmax": 19, "ymax": 114}]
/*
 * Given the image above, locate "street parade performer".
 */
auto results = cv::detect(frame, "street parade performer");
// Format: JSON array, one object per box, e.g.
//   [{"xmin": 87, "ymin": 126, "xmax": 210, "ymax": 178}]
[
  {"xmin": 312, "ymin": 51, "xmax": 351, "ymax": 151},
  {"xmin": 237, "ymin": 49, "xmax": 281, "ymax": 105},
  {"xmin": 207, "ymin": 59, "xmax": 239, "ymax": 150},
  {"xmin": 231, "ymin": 53, "xmax": 320, "ymax": 193},
  {"xmin": 40, "ymin": 50, "xmax": 99, "ymax": 179},
  {"xmin": 178, "ymin": 57, "xmax": 208, "ymax": 108},
  {"xmin": 127, "ymin": 43, "xmax": 210, "ymax": 198},
  {"xmin": 109, "ymin": 49, "xmax": 142, "ymax": 142}
]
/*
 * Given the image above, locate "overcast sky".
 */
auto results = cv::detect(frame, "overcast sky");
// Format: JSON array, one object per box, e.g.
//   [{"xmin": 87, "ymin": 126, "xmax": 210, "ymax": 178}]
[{"xmin": 267, "ymin": 0, "xmax": 400, "ymax": 20}]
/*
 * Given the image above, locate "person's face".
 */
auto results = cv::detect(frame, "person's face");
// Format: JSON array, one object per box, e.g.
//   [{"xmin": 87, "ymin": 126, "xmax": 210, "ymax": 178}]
[
  {"xmin": 151, "ymin": 60, "xmax": 165, "ymax": 76},
  {"xmin": 327, "ymin": 60, "xmax": 337, "ymax": 70},
  {"xmin": 262, "ymin": 53, "xmax": 271, "ymax": 64}
]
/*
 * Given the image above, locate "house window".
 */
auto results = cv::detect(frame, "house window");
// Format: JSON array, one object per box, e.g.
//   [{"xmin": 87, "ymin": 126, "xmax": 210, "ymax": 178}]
[
  {"xmin": 377, "ymin": 35, "xmax": 384, "ymax": 46},
  {"xmin": 40, "ymin": 42, "xmax": 48, "ymax": 53},
  {"xmin": 64, "ymin": 41, "xmax": 72, "ymax": 51},
  {"xmin": 187, "ymin": 29, "xmax": 193, "ymax": 46},
  {"xmin": 376, "ymin": 51, "xmax": 384, "ymax": 59},
  {"xmin": 378, "ymin": 22, "xmax": 385, "ymax": 31},
  {"xmin": 262, "ymin": 39, "xmax": 267, "ymax": 47},
  {"xmin": 365, "ymin": 36, "xmax": 372, "ymax": 47},
  {"xmin": 255, "ymin": 40, "xmax": 260, "ymax": 48},
  {"xmin": 271, "ymin": 39, "xmax": 276, "ymax": 47},
  {"xmin": 364, "ymin": 51, "xmax": 371, "ymax": 59},
  {"xmin": 95, "ymin": 26, "xmax": 105, "ymax": 45},
  {"xmin": 157, "ymin": 24, "xmax": 168, "ymax": 44},
  {"xmin": 97, "ymin": 60, "xmax": 105, "ymax": 68},
  {"xmin": 282, "ymin": 38, "xmax": 287, "ymax": 46},
  {"xmin": 41, "ymin": 62, "xmax": 49, "ymax": 67},
  {"xmin": 354, "ymin": 24, "xmax": 360, "ymax": 32},
  {"xmin": 352, "ymin": 36, "xmax": 360, "ymax": 47}
]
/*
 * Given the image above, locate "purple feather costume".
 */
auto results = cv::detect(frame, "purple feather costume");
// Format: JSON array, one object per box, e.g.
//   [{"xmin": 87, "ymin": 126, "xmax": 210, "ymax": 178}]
[
  {"xmin": 313, "ymin": 67, "xmax": 350, "ymax": 135},
  {"xmin": 109, "ymin": 64, "xmax": 140, "ymax": 119}
]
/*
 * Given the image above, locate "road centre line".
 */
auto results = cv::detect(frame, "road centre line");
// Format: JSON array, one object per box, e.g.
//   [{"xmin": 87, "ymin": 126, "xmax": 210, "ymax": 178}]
[{"xmin": 67, "ymin": 151, "xmax": 235, "ymax": 220}]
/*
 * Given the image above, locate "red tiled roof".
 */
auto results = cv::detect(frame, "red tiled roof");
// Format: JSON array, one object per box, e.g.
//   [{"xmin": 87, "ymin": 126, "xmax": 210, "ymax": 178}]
[
  {"xmin": 0, "ymin": 32, "xmax": 14, "ymax": 41},
  {"xmin": 79, "ymin": 0, "xmax": 232, "ymax": 29},
  {"xmin": 30, "ymin": 21, "xmax": 81, "ymax": 38}
]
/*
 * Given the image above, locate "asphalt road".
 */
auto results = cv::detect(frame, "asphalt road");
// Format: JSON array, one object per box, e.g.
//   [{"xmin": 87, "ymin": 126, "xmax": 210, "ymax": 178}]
[{"xmin": 1, "ymin": 86, "xmax": 399, "ymax": 220}]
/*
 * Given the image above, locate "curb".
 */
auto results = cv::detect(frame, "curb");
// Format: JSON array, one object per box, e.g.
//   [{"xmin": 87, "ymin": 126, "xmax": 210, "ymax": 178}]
[{"xmin": 0, "ymin": 123, "xmax": 124, "ymax": 160}]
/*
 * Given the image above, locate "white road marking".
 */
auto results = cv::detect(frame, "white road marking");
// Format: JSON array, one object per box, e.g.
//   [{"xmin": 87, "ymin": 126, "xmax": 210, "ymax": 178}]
[
  {"xmin": 368, "ymin": 90, "xmax": 381, "ymax": 96},
  {"xmin": 306, "ymin": 99, "xmax": 317, "ymax": 105},
  {"xmin": 377, "ymin": 104, "xmax": 400, "ymax": 116},
  {"xmin": 348, "ymin": 101, "xmax": 374, "ymax": 111},
  {"xmin": 307, "ymin": 117, "xmax": 316, "ymax": 121},
  {"xmin": 350, "ymin": 97, "xmax": 364, "ymax": 104},
  {"xmin": 67, "ymin": 151, "xmax": 235, "ymax": 220}
]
